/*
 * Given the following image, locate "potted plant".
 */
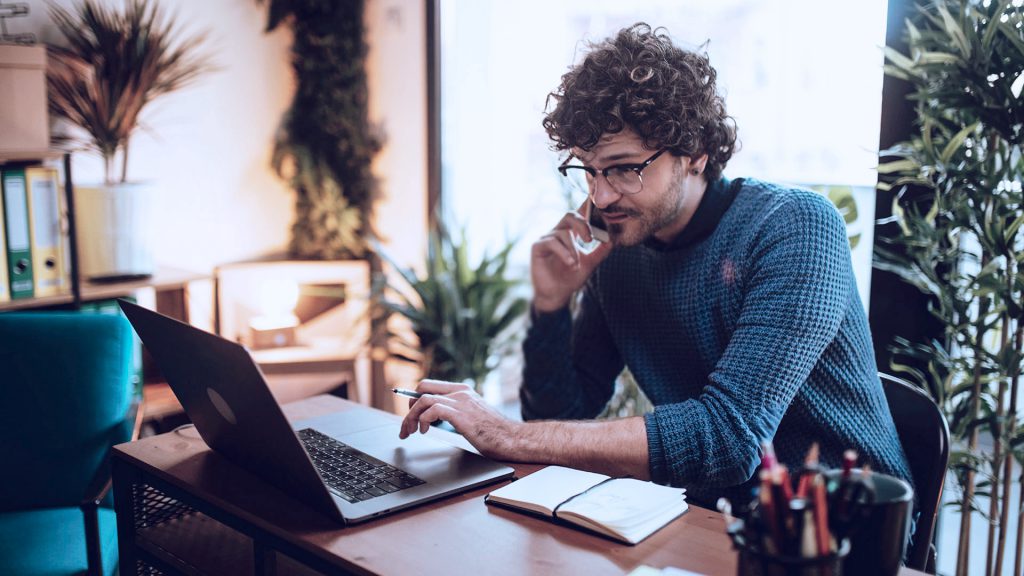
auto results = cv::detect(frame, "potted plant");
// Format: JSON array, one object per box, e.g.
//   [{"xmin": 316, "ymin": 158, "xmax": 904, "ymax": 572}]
[
  {"xmin": 878, "ymin": 0, "xmax": 1023, "ymax": 573},
  {"xmin": 47, "ymin": 0, "xmax": 212, "ymax": 279},
  {"xmin": 375, "ymin": 225, "xmax": 529, "ymax": 399}
]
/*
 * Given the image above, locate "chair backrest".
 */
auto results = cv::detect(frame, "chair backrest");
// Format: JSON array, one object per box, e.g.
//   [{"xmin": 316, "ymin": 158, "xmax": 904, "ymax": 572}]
[
  {"xmin": 879, "ymin": 372, "xmax": 950, "ymax": 573},
  {"xmin": 0, "ymin": 312, "xmax": 135, "ymax": 511}
]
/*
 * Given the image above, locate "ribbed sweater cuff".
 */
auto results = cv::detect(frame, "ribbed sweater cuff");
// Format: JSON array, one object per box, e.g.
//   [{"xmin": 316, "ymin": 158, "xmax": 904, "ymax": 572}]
[{"xmin": 644, "ymin": 411, "xmax": 668, "ymax": 484}]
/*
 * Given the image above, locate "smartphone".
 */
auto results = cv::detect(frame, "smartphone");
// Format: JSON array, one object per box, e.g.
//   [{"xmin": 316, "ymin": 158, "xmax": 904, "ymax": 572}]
[{"xmin": 586, "ymin": 201, "xmax": 610, "ymax": 243}]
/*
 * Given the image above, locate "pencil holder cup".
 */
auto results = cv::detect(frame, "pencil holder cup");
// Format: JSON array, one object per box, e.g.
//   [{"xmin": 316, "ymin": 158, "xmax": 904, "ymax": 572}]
[
  {"xmin": 731, "ymin": 531, "xmax": 850, "ymax": 576},
  {"xmin": 824, "ymin": 470, "xmax": 913, "ymax": 576}
]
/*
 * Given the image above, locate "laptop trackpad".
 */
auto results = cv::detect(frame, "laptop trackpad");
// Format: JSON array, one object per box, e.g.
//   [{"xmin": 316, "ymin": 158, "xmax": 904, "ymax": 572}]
[{"xmin": 340, "ymin": 428, "xmax": 490, "ymax": 482}]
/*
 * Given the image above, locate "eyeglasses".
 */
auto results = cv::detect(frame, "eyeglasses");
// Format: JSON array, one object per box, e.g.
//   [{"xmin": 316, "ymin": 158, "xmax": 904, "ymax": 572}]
[{"xmin": 558, "ymin": 149, "xmax": 668, "ymax": 196}]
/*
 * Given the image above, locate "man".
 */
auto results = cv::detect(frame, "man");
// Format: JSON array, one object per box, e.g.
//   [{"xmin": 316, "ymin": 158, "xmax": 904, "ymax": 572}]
[{"xmin": 400, "ymin": 23, "xmax": 911, "ymax": 507}]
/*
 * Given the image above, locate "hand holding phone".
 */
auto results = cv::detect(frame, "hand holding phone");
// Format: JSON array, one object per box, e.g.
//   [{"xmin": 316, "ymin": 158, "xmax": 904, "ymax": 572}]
[
  {"xmin": 586, "ymin": 200, "xmax": 610, "ymax": 243},
  {"xmin": 572, "ymin": 200, "xmax": 608, "ymax": 255}
]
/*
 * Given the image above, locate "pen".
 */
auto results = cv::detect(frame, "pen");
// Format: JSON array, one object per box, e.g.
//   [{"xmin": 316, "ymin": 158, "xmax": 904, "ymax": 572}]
[
  {"xmin": 790, "ymin": 498, "xmax": 814, "ymax": 558},
  {"xmin": 758, "ymin": 468, "xmax": 781, "ymax": 554},
  {"xmin": 812, "ymin": 472, "xmax": 832, "ymax": 555},
  {"xmin": 391, "ymin": 387, "xmax": 424, "ymax": 399},
  {"xmin": 796, "ymin": 442, "xmax": 820, "ymax": 498}
]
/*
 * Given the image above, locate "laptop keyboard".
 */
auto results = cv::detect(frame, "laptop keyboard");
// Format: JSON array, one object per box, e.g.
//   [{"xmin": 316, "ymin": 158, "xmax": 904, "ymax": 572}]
[{"xmin": 297, "ymin": 428, "xmax": 426, "ymax": 503}]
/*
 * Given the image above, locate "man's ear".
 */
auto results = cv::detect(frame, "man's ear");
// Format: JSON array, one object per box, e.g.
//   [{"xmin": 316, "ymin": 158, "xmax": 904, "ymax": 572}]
[{"xmin": 692, "ymin": 154, "xmax": 709, "ymax": 175}]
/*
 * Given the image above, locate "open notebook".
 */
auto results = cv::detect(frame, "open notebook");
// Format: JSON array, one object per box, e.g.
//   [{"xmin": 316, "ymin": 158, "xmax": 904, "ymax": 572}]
[{"xmin": 485, "ymin": 466, "xmax": 687, "ymax": 544}]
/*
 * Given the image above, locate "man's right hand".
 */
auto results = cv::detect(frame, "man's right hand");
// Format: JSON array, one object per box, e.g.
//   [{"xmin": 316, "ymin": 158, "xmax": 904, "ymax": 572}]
[{"xmin": 530, "ymin": 209, "xmax": 613, "ymax": 313}]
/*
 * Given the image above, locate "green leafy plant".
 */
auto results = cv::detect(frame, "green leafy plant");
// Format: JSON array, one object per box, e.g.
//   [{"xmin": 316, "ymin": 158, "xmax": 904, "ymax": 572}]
[
  {"xmin": 878, "ymin": 1, "xmax": 1023, "ymax": 574},
  {"xmin": 46, "ymin": 0, "xmax": 212, "ymax": 185},
  {"xmin": 260, "ymin": 0, "xmax": 381, "ymax": 260},
  {"xmin": 375, "ymin": 226, "xmax": 529, "ymax": 391}
]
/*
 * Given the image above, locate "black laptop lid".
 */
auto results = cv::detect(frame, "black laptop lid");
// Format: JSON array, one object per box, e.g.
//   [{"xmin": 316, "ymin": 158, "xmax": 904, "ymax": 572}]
[{"xmin": 117, "ymin": 299, "xmax": 343, "ymax": 521}]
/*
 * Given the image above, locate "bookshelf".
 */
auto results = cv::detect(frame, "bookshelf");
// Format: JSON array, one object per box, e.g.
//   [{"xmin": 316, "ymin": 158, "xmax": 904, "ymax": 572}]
[
  {"xmin": 4, "ymin": 151, "xmax": 359, "ymax": 429},
  {"xmin": 1, "ymin": 151, "xmax": 205, "ymax": 313},
  {"xmin": 1, "ymin": 151, "xmax": 78, "ymax": 310},
  {"xmin": 3, "ymin": 151, "xmax": 215, "ymax": 431},
  {"xmin": 0, "ymin": 291, "xmax": 74, "ymax": 311},
  {"xmin": 82, "ymin": 267, "xmax": 207, "ymax": 302},
  {"xmin": 0, "ymin": 150, "xmax": 60, "ymax": 163}
]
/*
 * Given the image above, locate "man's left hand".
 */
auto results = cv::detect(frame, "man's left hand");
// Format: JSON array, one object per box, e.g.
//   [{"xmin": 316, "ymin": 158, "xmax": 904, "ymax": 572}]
[{"xmin": 398, "ymin": 379, "xmax": 523, "ymax": 461}]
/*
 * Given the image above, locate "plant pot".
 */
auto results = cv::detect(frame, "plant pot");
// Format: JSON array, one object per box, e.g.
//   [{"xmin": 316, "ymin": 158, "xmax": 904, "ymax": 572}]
[{"xmin": 74, "ymin": 182, "xmax": 156, "ymax": 280}]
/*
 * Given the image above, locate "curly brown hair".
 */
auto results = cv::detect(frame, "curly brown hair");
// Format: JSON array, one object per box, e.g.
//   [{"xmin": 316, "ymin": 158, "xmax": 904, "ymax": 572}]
[{"xmin": 543, "ymin": 23, "xmax": 738, "ymax": 181}]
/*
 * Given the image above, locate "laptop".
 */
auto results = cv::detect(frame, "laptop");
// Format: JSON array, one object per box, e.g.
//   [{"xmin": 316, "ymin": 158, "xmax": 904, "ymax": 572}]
[{"xmin": 118, "ymin": 299, "xmax": 514, "ymax": 524}]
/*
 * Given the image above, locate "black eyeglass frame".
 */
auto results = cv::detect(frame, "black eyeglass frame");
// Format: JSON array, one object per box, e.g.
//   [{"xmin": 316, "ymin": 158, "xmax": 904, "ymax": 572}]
[{"xmin": 557, "ymin": 148, "xmax": 669, "ymax": 195}]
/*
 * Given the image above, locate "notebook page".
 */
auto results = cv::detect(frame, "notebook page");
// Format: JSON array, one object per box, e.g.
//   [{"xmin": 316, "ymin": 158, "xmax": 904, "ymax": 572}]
[
  {"xmin": 557, "ymin": 477, "xmax": 687, "ymax": 542},
  {"xmin": 487, "ymin": 466, "xmax": 609, "ymax": 515}
]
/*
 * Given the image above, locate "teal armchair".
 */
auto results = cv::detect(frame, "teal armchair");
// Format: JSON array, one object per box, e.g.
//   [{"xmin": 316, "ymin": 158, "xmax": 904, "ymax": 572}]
[{"xmin": 0, "ymin": 312, "xmax": 140, "ymax": 576}]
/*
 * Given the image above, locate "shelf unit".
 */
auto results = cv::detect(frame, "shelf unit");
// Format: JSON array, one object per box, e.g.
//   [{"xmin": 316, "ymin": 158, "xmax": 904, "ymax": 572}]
[
  {"xmin": 3, "ymin": 151, "xmax": 215, "ymax": 430},
  {"xmin": 1, "ymin": 150, "xmax": 80, "ymax": 311},
  {"xmin": 1, "ymin": 151, "xmax": 208, "ymax": 314},
  {"xmin": 4, "ymin": 151, "xmax": 358, "ymax": 428}
]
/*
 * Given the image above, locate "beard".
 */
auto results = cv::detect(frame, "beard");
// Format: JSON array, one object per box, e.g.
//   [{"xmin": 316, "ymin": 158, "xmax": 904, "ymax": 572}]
[{"xmin": 605, "ymin": 163, "xmax": 688, "ymax": 247}]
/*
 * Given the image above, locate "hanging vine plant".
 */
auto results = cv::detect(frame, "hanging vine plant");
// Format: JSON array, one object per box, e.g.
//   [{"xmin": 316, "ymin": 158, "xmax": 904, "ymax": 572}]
[{"xmin": 260, "ymin": 0, "xmax": 382, "ymax": 260}]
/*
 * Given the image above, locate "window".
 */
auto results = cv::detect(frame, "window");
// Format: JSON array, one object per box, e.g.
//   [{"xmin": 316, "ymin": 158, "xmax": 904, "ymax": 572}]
[{"xmin": 440, "ymin": 0, "xmax": 888, "ymax": 306}]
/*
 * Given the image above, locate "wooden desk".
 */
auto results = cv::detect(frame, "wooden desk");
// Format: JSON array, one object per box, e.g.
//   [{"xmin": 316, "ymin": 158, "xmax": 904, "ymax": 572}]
[{"xmin": 111, "ymin": 395, "xmax": 927, "ymax": 576}]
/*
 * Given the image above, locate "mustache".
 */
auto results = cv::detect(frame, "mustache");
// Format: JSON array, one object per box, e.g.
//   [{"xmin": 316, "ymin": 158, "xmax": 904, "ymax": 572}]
[{"xmin": 599, "ymin": 205, "xmax": 641, "ymax": 218}]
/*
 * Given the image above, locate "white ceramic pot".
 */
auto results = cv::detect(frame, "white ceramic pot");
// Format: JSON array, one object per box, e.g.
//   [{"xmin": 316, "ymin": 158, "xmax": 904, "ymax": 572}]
[{"xmin": 74, "ymin": 182, "xmax": 156, "ymax": 280}]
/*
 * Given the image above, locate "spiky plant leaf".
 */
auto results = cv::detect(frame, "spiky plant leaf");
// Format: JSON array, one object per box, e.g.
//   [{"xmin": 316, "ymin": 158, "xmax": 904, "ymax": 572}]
[
  {"xmin": 373, "ymin": 225, "xmax": 529, "ymax": 391},
  {"xmin": 47, "ymin": 0, "xmax": 212, "ymax": 184}
]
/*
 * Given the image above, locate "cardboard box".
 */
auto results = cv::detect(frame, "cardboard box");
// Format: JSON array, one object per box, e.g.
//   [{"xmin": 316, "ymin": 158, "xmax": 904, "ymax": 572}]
[{"xmin": 0, "ymin": 45, "xmax": 49, "ymax": 152}]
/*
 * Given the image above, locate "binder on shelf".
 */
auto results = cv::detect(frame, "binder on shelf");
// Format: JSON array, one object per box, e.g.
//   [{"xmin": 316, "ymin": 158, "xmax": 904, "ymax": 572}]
[
  {"xmin": 0, "ymin": 172, "xmax": 9, "ymax": 303},
  {"xmin": 1, "ymin": 166, "xmax": 33, "ymax": 299},
  {"xmin": 26, "ymin": 166, "xmax": 67, "ymax": 297}
]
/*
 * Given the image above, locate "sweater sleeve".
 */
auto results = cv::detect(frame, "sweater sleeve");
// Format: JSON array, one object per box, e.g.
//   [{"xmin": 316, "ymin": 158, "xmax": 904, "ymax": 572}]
[
  {"xmin": 520, "ymin": 284, "xmax": 623, "ymax": 421},
  {"xmin": 645, "ymin": 192, "xmax": 852, "ymax": 487}
]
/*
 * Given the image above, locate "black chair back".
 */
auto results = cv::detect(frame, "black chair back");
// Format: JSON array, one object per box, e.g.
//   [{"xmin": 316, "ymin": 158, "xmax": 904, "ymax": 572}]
[{"xmin": 880, "ymin": 373, "xmax": 950, "ymax": 573}]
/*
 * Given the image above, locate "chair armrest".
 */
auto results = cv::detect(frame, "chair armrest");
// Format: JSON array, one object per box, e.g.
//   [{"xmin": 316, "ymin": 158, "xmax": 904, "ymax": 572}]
[
  {"xmin": 79, "ymin": 397, "xmax": 145, "ymax": 509},
  {"xmin": 129, "ymin": 395, "xmax": 145, "ymax": 443},
  {"xmin": 80, "ymin": 463, "xmax": 113, "ymax": 510}
]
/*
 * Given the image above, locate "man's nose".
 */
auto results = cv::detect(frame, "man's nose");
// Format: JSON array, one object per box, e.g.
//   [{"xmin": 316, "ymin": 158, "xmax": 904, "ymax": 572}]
[{"xmin": 591, "ymin": 176, "xmax": 622, "ymax": 209}]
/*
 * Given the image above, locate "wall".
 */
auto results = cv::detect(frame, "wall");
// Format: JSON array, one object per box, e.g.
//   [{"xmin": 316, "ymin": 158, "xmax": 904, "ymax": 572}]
[
  {"xmin": 364, "ymin": 0, "xmax": 429, "ymax": 408},
  {"xmin": 25, "ymin": 0, "xmax": 295, "ymax": 272},
  {"xmin": 19, "ymin": 0, "xmax": 426, "ymax": 275},
  {"xmin": 365, "ymin": 0, "xmax": 428, "ymax": 271}
]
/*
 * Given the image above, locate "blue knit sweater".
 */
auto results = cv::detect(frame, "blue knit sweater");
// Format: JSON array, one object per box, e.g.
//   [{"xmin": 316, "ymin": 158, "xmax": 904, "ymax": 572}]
[{"xmin": 521, "ymin": 177, "xmax": 913, "ymax": 506}]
